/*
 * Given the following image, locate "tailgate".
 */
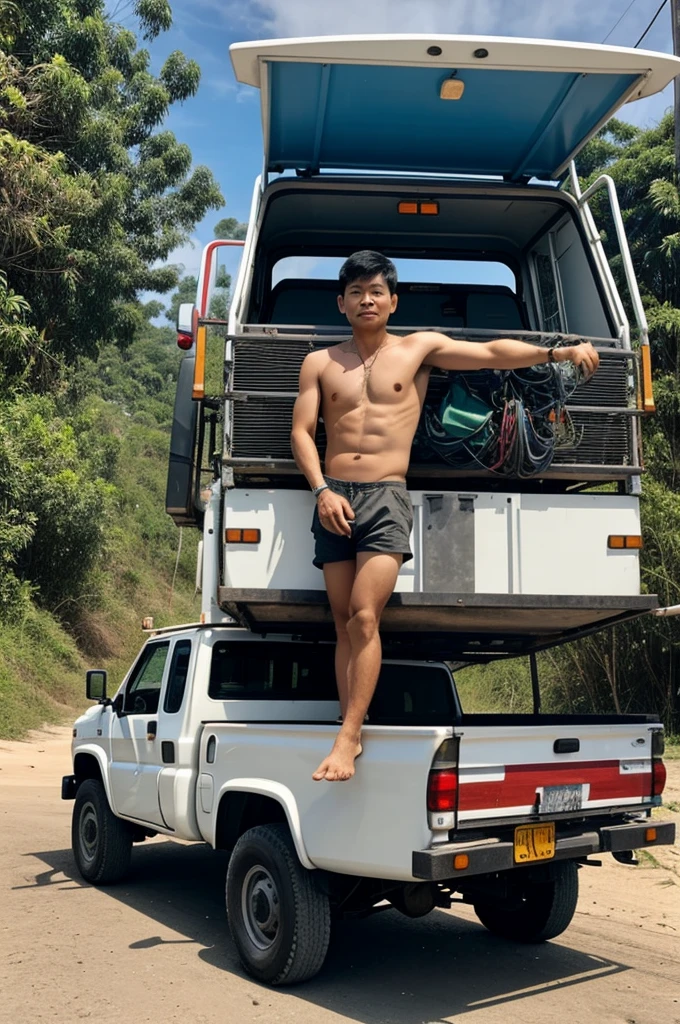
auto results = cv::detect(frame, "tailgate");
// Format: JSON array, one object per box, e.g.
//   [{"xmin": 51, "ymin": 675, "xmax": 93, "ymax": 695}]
[{"xmin": 454, "ymin": 717, "xmax": 661, "ymax": 826}]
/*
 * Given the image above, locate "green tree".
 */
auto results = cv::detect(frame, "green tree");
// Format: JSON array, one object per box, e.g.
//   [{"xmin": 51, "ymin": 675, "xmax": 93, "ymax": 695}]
[
  {"xmin": 214, "ymin": 216, "xmax": 247, "ymax": 241},
  {"xmin": 165, "ymin": 274, "xmax": 198, "ymax": 326},
  {"xmin": 0, "ymin": 0, "xmax": 223, "ymax": 365}
]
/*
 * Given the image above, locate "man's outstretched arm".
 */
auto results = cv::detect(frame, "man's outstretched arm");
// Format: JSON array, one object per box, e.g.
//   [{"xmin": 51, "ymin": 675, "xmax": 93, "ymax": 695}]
[{"xmin": 417, "ymin": 332, "xmax": 599, "ymax": 378}]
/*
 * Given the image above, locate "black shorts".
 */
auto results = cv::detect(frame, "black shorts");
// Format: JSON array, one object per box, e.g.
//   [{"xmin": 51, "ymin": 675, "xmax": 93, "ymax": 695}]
[{"xmin": 311, "ymin": 477, "xmax": 413, "ymax": 569}]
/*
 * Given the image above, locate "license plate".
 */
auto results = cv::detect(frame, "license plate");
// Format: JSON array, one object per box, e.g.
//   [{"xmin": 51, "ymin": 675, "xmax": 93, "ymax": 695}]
[
  {"xmin": 514, "ymin": 822, "xmax": 555, "ymax": 864},
  {"xmin": 541, "ymin": 783, "xmax": 583, "ymax": 814}
]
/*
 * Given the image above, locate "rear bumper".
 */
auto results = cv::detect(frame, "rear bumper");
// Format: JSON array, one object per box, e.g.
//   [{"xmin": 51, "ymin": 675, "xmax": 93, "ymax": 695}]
[{"xmin": 412, "ymin": 819, "xmax": 676, "ymax": 880}]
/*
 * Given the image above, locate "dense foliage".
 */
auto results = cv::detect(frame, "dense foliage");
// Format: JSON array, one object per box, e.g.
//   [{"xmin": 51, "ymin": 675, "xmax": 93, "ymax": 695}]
[
  {"xmin": 0, "ymin": 1, "xmax": 219, "ymax": 639},
  {"xmin": 0, "ymin": 0, "xmax": 222, "ymax": 370}
]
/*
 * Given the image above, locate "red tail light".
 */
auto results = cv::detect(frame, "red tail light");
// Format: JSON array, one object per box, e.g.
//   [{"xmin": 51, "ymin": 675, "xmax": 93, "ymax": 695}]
[
  {"xmin": 427, "ymin": 769, "xmax": 458, "ymax": 812},
  {"xmin": 652, "ymin": 759, "xmax": 666, "ymax": 798},
  {"xmin": 177, "ymin": 331, "xmax": 193, "ymax": 350}
]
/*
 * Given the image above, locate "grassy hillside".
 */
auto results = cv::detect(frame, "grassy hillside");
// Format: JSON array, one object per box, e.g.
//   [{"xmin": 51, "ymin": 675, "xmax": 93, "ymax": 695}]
[{"xmin": 0, "ymin": 329, "xmax": 202, "ymax": 739}]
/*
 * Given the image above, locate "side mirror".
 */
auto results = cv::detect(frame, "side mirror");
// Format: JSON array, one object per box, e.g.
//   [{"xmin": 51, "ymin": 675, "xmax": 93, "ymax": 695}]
[
  {"xmin": 177, "ymin": 302, "xmax": 195, "ymax": 334},
  {"xmin": 176, "ymin": 302, "xmax": 196, "ymax": 350},
  {"xmin": 86, "ymin": 669, "xmax": 107, "ymax": 702}
]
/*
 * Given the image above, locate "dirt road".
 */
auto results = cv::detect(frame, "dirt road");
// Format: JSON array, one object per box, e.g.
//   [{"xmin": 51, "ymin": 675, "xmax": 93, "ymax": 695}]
[{"xmin": 1, "ymin": 727, "xmax": 679, "ymax": 1024}]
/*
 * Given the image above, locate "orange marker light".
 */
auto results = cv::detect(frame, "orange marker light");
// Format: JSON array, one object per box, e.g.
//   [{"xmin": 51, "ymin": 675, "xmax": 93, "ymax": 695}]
[
  {"xmin": 645, "ymin": 827, "xmax": 657, "ymax": 842},
  {"xmin": 398, "ymin": 201, "xmax": 418, "ymax": 215},
  {"xmin": 640, "ymin": 344, "xmax": 655, "ymax": 414},
  {"xmin": 225, "ymin": 528, "xmax": 261, "ymax": 544},
  {"xmin": 420, "ymin": 202, "xmax": 440, "ymax": 215},
  {"xmin": 608, "ymin": 535, "xmax": 643, "ymax": 550},
  {"xmin": 453, "ymin": 854, "xmax": 469, "ymax": 870},
  {"xmin": 192, "ymin": 324, "xmax": 207, "ymax": 400}
]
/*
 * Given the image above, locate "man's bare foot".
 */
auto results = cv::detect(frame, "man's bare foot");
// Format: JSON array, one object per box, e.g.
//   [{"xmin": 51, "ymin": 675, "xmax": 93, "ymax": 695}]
[{"xmin": 312, "ymin": 732, "xmax": 363, "ymax": 782}]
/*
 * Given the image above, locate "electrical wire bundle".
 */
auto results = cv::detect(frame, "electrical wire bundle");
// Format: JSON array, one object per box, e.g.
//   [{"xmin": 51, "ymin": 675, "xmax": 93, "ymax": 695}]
[{"xmin": 416, "ymin": 360, "xmax": 582, "ymax": 478}]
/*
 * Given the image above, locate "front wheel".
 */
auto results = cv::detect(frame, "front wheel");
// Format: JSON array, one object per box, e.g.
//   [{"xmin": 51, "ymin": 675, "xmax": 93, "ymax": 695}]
[
  {"xmin": 474, "ymin": 861, "xmax": 579, "ymax": 943},
  {"xmin": 72, "ymin": 779, "xmax": 133, "ymax": 885},
  {"xmin": 226, "ymin": 823, "xmax": 331, "ymax": 985}
]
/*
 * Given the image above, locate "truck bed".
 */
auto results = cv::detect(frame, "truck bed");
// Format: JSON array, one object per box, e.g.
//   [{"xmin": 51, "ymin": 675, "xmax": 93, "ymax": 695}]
[{"xmin": 195, "ymin": 713, "xmax": 664, "ymax": 882}]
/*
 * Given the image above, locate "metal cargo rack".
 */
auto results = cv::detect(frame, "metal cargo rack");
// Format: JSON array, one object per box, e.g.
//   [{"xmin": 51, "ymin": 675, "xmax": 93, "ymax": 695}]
[{"xmin": 221, "ymin": 326, "xmax": 642, "ymax": 485}]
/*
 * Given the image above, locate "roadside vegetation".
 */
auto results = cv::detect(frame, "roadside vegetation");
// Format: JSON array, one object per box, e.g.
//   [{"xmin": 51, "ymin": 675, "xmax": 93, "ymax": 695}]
[
  {"xmin": 0, "ymin": 1, "xmax": 220, "ymax": 736},
  {"xmin": 0, "ymin": 5, "xmax": 679, "ymax": 736}
]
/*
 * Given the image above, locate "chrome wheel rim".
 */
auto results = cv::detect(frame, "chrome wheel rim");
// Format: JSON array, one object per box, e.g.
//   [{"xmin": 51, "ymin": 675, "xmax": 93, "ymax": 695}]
[
  {"xmin": 79, "ymin": 801, "xmax": 99, "ymax": 864},
  {"xmin": 241, "ymin": 864, "xmax": 280, "ymax": 951}
]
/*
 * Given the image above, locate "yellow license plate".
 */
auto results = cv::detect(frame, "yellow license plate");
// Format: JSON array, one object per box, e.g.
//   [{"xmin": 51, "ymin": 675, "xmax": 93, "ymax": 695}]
[{"xmin": 514, "ymin": 822, "xmax": 556, "ymax": 864}]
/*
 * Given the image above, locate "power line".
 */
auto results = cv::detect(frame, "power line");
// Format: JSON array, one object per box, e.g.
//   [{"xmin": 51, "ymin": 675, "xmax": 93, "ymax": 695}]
[
  {"xmin": 635, "ymin": 0, "xmax": 670, "ymax": 47},
  {"xmin": 602, "ymin": 0, "xmax": 640, "ymax": 44}
]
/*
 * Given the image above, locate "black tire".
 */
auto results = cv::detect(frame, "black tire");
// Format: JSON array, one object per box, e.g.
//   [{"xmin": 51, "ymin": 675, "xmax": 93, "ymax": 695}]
[
  {"xmin": 226, "ymin": 823, "xmax": 331, "ymax": 985},
  {"xmin": 72, "ymin": 779, "xmax": 133, "ymax": 885},
  {"xmin": 474, "ymin": 861, "xmax": 579, "ymax": 943}
]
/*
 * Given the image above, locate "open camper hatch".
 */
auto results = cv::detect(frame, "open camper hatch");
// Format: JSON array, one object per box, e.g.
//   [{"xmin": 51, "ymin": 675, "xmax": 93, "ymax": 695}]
[{"xmin": 167, "ymin": 35, "xmax": 680, "ymax": 657}]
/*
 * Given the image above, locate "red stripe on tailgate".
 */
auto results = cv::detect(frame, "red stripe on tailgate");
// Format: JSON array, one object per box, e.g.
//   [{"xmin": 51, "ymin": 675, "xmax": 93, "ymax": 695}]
[{"xmin": 459, "ymin": 760, "xmax": 650, "ymax": 811}]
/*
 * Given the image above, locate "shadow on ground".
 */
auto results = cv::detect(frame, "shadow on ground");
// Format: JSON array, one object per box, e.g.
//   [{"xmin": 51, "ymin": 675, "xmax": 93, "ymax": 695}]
[{"xmin": 24, "ymin": 840, "xmax": 628, "ymax": 1023}]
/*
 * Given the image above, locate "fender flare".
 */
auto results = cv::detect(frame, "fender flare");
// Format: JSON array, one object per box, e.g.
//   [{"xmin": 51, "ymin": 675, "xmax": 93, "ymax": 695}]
[
  {"xmin": 72, "ymin": 745, "xmax": 115, "ymax": 810},
  {"xmin": 215, "ymin": 778, "xmax": 315, "ymax": 870}
]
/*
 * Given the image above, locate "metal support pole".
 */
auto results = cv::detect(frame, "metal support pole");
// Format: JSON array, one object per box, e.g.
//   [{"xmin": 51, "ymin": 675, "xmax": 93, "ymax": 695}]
[
  {"xmin": 530, "ymin": 652, "xmax": 541, "ymax": 715},
  {"xmin": 672, "ymin": 0, "xmax": 680, "ymax": 181}
]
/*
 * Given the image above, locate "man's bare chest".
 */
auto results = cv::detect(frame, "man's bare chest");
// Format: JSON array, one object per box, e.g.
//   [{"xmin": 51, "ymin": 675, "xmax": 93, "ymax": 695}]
[{"xmin": 320, "ymin": 349, "xmax": 424, "ymax": 410}]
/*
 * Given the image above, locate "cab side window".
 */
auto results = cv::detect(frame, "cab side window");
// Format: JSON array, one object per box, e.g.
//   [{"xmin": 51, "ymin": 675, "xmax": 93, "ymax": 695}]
[
  {"xmin": 123, "ymin": 643, "xmax": 170, "ymax": 715},
  {"xmin": 208, "ymin": 642, "xmax": 336, "ymax": 700},
  {"xmin": 164, "ymin": 640, "xmax": 192, "ymax": 714}
]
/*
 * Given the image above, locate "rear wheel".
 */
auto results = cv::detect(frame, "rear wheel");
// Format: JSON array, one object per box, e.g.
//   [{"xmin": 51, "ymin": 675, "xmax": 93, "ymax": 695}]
[
  {"xmin": 72, "ymin": 779, "xmax": 133, "ymax": 885},
  {"xmin": 474, "ymin": 861, "xmax": 579, "ymax": 942},
  {"xmin": 226, "ymin": 823, "xmax": 331, "ymax": 985}
]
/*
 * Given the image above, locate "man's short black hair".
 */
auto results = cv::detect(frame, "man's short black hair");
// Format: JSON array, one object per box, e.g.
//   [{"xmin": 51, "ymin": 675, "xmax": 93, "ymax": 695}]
[{"xmin": 339, "ymin": 251, "xmax": 398, "ymax": 295}]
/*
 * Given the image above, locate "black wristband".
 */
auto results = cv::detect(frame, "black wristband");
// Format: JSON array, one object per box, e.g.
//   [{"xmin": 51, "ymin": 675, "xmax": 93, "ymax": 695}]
[{"xmin": 547, "ymin": 347, "xmax": 556, "ymax": 363}]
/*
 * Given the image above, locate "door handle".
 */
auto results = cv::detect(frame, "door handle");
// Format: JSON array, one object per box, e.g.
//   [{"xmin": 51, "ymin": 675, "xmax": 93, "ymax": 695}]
[
  {"xmin": 554, "ymin": 738, "xmax": 579, "ymax": 754},
  {"xmin": 146, "ymin": 721, "xmax": 158, "ymax": 740}
]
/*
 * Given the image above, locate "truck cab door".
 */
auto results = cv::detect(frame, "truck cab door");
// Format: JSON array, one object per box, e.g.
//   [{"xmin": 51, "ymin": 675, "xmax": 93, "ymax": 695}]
[
  {"xmin": 156, "ymin": 638, "xmax": 193, "ymax": 832},
  {"xmin": 108, "ymin": 641, "xmax": 170, "ymax": 828}
]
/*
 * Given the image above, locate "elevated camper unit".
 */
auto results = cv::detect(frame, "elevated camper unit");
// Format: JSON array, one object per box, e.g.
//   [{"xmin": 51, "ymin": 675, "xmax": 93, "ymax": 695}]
[
  {"xmin": 225, "ymin": 177, "xmax": 639, "ymax": 484},
  {"xmin": 166, "ymin": 35, "xmax": 680, "ymax": 654}
]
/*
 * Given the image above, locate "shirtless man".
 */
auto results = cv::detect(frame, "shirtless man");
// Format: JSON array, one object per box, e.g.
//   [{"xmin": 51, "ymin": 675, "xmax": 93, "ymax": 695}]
[{"xmin": 291, "ymin": 250, "xmax": 599, "ymax": 782}]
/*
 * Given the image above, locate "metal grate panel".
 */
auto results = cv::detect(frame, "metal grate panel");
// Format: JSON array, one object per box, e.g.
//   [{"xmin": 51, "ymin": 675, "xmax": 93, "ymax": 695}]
[
  {"xmin": 553, "ymin": 413, "xmax": 631, "ymax": 466},
  {"xmin": 228, "ymin": 335, "xmax": 637, "ymax": 471},
  {"xmin": 232, "ymin": 340, "xmax": 310, "ymax": 394}
]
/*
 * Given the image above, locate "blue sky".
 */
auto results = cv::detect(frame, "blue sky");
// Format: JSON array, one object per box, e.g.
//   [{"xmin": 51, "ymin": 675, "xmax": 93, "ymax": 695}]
[{"xmin": 108, "ymin": 0, "xmax": 677, "ymax": 308}]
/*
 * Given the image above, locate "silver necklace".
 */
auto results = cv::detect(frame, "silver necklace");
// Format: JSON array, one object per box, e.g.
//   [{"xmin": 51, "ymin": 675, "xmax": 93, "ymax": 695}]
[{"xmin": 352, "ymin": 336, "xmax": 388, "ymax": 394}]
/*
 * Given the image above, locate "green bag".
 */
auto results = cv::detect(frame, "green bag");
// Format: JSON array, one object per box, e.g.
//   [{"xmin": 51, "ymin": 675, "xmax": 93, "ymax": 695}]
[{"xmin": 438, "ymin": 377, "xmax": 493, "ymax": 444}]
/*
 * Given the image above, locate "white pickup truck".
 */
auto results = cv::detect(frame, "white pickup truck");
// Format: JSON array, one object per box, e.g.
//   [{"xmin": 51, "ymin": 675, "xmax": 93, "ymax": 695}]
[{"xmin": 63, "ymin": 623, "xmax": 674, "ymax": 985}]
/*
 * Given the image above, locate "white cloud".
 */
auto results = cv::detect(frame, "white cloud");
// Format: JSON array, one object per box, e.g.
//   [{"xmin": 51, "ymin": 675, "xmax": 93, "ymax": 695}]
[
  {"xmin": 162, "ymin": 237, "xmax": 203, "ymax": 278},
  {"xmin": 211, "ymin": 0, "xmax": 674, "ymax": 129},
  {"xmin": 248, "ymin": 0, "xmax": 623, "ymax": 43}
]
